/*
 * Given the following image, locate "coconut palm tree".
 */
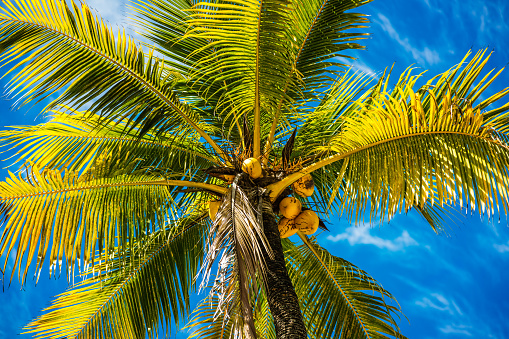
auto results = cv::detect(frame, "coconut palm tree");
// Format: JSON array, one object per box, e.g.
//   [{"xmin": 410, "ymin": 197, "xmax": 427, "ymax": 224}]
[{"xmin": 1, "ymin": 0, "xmax": 509, "ymax": 338}]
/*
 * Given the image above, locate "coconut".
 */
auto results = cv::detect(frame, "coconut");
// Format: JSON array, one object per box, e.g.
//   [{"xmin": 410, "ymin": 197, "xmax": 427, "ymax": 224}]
[
  {"xmin": 277, "ymin": 218, "xmax": 297, "ymax": 238},
  {"xmin": 295, "ymin": 210, "xmax": 319, "ymax": 235},
  {"xmin": 208, "ymin": 200, "xmax": 221, "ymax": 221},
  {"xmin": 279, "ymin": 197, "xmax": 302, "ymax": 219},
  {"xmin": 292, "ymin": 174, "xmax": 314, "ymax": 197},
  {"xmin": 241, "ymin": 157, "xmax": 263, "ymax": 179}
]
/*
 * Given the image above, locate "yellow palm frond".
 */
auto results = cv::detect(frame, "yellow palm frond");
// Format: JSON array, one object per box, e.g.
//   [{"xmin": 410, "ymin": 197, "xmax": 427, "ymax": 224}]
[
  {"xmin": 0, "ymin": 0, "xmax": 227, "ymax": 161},
  {"xmin": 285, "ymin": 236, "xmax": 406, "ymax": 339},
  {"xmin": 0, "ymin": 164, "xmax": 225, "ymax": 284},
  {"xmin": 24, "ymin": 217, "xmax": 207, "ymax": 339},
  {"xmin": 269, "ymin": 51, "xmax": 509, "ymax": 226},
  {"xmin": 0, "ymin": 108, "xmax": 220, "ymax": 172}
]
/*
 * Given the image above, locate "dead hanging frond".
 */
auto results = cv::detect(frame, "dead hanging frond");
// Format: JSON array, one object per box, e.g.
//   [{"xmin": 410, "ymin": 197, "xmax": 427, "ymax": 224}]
[{"xmin": 199, "ymin": 174, "xmax": 273, "ymax": 338}]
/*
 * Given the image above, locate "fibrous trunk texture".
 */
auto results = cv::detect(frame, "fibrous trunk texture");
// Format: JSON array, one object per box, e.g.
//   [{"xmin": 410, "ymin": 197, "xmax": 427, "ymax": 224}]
[{"xmin": 262, "ymin": 209, "xmax": 308, "ymax": 338}]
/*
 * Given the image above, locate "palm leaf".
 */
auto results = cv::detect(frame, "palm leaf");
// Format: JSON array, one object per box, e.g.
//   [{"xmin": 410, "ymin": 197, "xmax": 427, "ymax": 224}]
[
  {"xmin": 131, "ymin": 0, "xmax": 209, "ymax": 75},
  {"xmin": 269, "ymin": 50, "xmax": 509, "ymax": 226},
  {"xmin": 0, "ymin": 0, "xmax": 227, "ymax": 160},
  {"xmin": 284, "ymin": 235, "xmax": 407, "ymax": 339},
  {"xmin": 186, "ymin": 293, "xmax": 240, "ymax": 339},
  {"xmin": 23, "ymin": 216, "xmax": 207, "ymax": 339},
  {"xmin": 288, "ymin": 0, "xmax": 372, "ymax": 95},
  {"xmin": 0, "ymin": 108, "xmax": 219, "ymax": 173},
  {"xmin": 0, "ymin": 164, "xmax": 224, "ymax": 284}
]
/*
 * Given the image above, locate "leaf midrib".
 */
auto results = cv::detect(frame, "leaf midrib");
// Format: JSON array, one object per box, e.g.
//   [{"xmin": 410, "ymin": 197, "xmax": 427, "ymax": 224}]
[{"xmin": 0, "ymin": 179, "xmax": 228, "ymax": 201}]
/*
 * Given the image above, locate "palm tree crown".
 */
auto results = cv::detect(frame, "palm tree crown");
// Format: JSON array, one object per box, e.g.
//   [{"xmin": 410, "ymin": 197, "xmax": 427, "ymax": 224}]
[{"xmin": 0, "ymin": 0, "xmax": 509, "ymax": 338}]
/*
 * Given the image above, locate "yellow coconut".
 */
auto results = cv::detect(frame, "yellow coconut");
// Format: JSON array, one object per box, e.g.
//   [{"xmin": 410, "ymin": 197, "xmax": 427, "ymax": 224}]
[
  {"xmin": 295, "ymin": 210, "xmax": 319, "ymax": 235},
  {"xmin": 241, "ymin": 157, "xmax": 263, "ymax": 179},
  {"xmin": 277, "ymin": 218, "xmax": 297, "ymax": 238},
  {"xmin": 292, "ymin": 174, "xmax": 314, "ymax": 197},
  {"xmin": 208, "ymin": 200, "xmax": 222, "ymax": 221},
  {"xmin": 279, "ymin": 197, "xmax": 302, "ymax": 219}
]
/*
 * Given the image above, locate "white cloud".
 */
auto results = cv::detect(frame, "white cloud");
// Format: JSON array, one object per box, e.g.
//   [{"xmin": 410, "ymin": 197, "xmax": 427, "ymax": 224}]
[
  {"xmin": 439, "ymin": 324, "xmax": 472, "ymax": 336},
  {"xmin": 336, "ymin": 57, "xmax": 378, "ymax": 77},
  {"xmin": 415, "ymin": 293, "xmax": 464, "ymax": 317},
  {"xmin": 494, "ymin": 241, "xmax": 509, "ymax": 253},
  {"xmin": 327, "ymin": 226, "xmax": 418, "ymax": 251},
  {"xmin": 376, "ymin": 14, "xmax": 440, "ymax": 66}
]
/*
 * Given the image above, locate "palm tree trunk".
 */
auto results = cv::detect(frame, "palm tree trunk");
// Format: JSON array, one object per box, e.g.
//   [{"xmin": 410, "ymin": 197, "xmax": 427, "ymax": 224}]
[{"xmin": 262, "ymin": 210, "xmax": 308, "ymax": 338}]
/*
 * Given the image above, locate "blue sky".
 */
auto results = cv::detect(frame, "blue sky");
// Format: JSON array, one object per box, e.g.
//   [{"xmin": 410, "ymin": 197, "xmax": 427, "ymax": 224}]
[{"xmin": 0, "ymin": 0, "xmax": 509, "ymax": 338}]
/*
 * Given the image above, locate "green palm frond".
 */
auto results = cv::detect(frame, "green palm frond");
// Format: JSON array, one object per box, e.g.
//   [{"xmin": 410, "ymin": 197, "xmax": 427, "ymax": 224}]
[
  {"xmin": 24, "ymin": 216, "xmax": 207, "ymax": 339},
  {"xmin": 0, "ymin": 0, "xmax": 228, "ymax": 160},
  {"xmin": 186, "ymin": 294, "xmax": 239, "ymax": 338},
  {"xmin": 253, "ymin": 289, "xmax": 277, "ymax": 339},
  {"xmin": 292, "ymin": 69, "xmax": 374, "ymax": 158},
  {"xmin": 0, "ymin": 108, "xmax": 219, "ymax": 173},
  {"xmin": 270, "ymin": 50, "xmax": 509, "ymax": 224},
  {"xmin": 289, "ymin": 0, "xmax": 371, "ymax": 95},
  {"xmin": 284, "ymin": 236, "xmax": 406, "ymax": 339},
  {"xmin": 131, "ymin": 0, "xmax": 209, "ymax": 75},
  {"xmin": 182, "ymin": 0, "xmax": 299, "ymax": 157},
  {"xmin": 187, "ymin": 287, "xmax": 276, "ymax": 339},
  {"xmin": 0, "ymin": 165, "xmax": 218, "ymax": 284}
]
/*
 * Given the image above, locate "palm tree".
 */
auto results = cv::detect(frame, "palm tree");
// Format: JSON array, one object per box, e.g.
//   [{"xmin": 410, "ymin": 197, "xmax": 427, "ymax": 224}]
[{"xmin": 0, "ymin": 0, "xmax": 508, "ymax": 338}]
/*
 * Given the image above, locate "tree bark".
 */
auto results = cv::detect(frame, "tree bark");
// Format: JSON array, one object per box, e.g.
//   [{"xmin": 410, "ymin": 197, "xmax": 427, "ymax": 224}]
[{"xmin": 262, "ymin": 210, "xmax": 308, "ymax": 338}]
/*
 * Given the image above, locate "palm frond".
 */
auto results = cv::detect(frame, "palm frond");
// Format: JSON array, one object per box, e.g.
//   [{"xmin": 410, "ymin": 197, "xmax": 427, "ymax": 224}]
[
  {"xmin": 182, "ymin": 0, "xmax": 298, "ymax": 146},
  {"xmin": 130, "ymin": 0, "xmax": 208, "ymax": 75},
  {"xmin": 187, "ymin": 286, "xmax": 276, "ymax": 339},
  {"xmin": 269, "ymin": 50, "xmax": 509, "ymax": 226},
  {"xmin": 0, "ymin": 108, "xmax": 219, "ymax": 173},
  {"xmin": 0, "ymin": 164, "xmax": 224, "ymax": 284},
  {"xmin": 292, "ymin": 69, "xmax": 375, "ymax": 159},
  {"xmin": 0, "ymin": 0, "xmax": 227, "ymax": 160},
  {"xmin": 24, "ymin": 216, "xmax": 207, "ymax": 339},
  {"xmin": 289, "ymin": 0, "xmax": 372, "ymax": 95},
  {"xmin": 186, "ymin": 293, "xmax": 240, "ymax": 339},
  {"xmin": 253, "ymin": 289, "xmax": 277, "ymax": 339},
  {"xmin": 284, "ymin": 235, "xmax": 407, "ymax": 339}
]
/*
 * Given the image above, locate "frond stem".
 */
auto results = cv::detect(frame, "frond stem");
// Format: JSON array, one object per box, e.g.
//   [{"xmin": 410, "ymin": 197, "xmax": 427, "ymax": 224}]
[
  {"xmin": 253, "ymin": 1, "xmax": 263, "ymax": 158},
  {"xmin": 1, "ymin": 179, "xmax": 227, "ymax": 201},
  {"xmin": 263, "ymin": 0, "xmax": 329, "ymax": 164},
  {"xmin": 14, "ymin": 132, "xmax": 220, "ymax": 165}
]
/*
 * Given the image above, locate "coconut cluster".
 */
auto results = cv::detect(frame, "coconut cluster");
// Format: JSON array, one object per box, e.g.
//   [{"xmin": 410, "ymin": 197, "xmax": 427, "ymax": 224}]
[
  {"xmin": 277, "ymin": 174, "xmax": 319, "ymax": 238},
  {"xmin": 209, "ymin": 166, "xmax": 319, "ymax": 238}
]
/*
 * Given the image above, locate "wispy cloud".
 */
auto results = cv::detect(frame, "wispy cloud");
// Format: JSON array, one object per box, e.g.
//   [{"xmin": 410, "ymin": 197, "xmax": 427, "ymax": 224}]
[
  {"xmin": 327, "ymin": 225, "xmax": 418, "ymax": 251},
  {"xmin": 336, "ymin": 57, "xmax": 379, "ymax": 78},
  {"xmin": 494, "ymin": 241, "xmax": 509, "ymax": 253},
  {"xmin": 376, "ymin": 14, "xmax": 440, "ymax": 66},
  {"xmin": 439, "ymin": 324, "xmax": 473, "ymax": 336},
  {"xmin": 415, "ymin": 293, "xmax": 463, "ymax": 316}
]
